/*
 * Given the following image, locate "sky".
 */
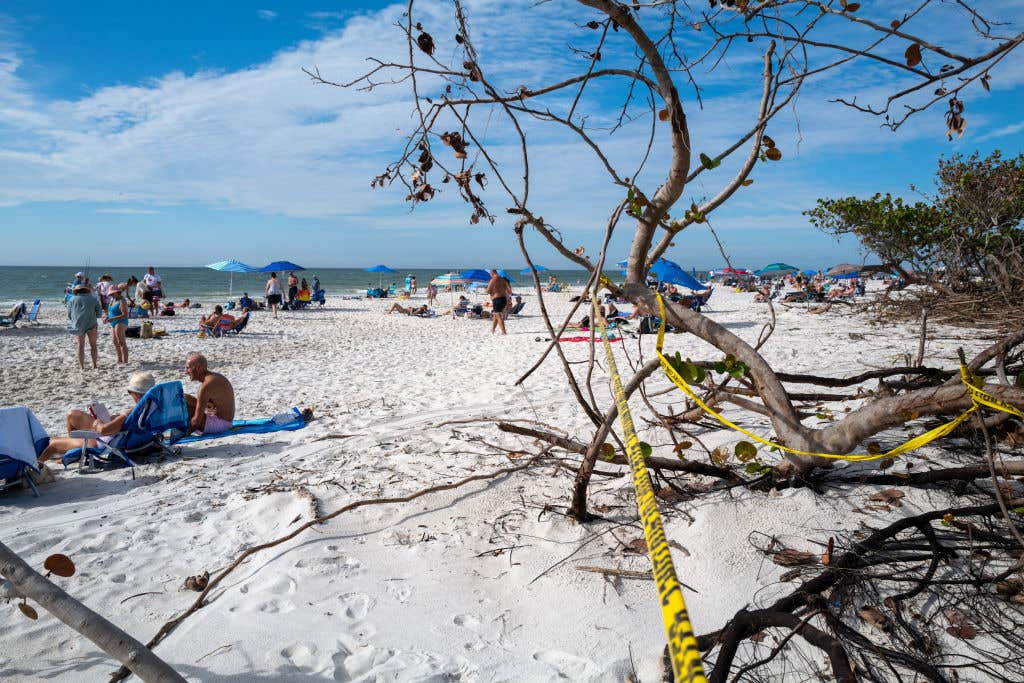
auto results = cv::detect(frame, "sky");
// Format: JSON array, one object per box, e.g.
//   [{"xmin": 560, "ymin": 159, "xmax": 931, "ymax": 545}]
[{"xmin": 1, "ymin": 1, "xmax": 1022, "ymax": 270}]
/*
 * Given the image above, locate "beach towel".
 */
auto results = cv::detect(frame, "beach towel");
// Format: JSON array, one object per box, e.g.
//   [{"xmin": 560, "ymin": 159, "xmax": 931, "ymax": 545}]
[
  {"xmin": 558, "ymin": 335, "xmax": 623, "ymax": 343},
  {"xmin": 175, "ymin": 408, "xmax": 307, "ymax": 444}
]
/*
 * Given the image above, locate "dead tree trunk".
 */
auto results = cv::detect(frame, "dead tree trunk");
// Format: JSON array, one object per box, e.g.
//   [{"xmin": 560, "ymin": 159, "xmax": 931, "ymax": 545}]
[{"xmin": 0, "ymin": 542, "xmax": 185, "ymax": 683}]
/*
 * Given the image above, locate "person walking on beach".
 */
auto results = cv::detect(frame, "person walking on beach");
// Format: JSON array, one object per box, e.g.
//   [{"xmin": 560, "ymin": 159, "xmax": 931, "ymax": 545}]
[
  {"xmin": 486, "ymin": 269, "xmax": 512, "ymax": 335},
  {"xmin": 426, "ymin": 282, "xmax": 438, "ymax": 307},
  {"xmin": 266, "ymin": 272, "xmax": 283, "ymax": 318},
  {"xmin": 107, "ymin": 285, "xmax": 130, "ymax": 364},
  {"xmin": 410, "ymin": 275, "xmax": 417, "ymax": 296},
  {"xmin": 67, "ymin": 283, "xmax": 103, "ymax": 369}
]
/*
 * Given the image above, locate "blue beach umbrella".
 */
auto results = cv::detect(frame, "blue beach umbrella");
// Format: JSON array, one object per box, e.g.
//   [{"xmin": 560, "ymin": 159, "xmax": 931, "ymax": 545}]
[
  {"xmin": 647, "ymin": 258, "xmax": 706, "ymax": 290},
  {"xmin": 520, "ymin": 265, "xmax": 549, "ymax": 275},
  {"xmin": 260, "ymin": 260, "xmax": 305, "ymax": 273},
  {"xmin": 459, "ymin": 269, "xmax": 492, "ymax": 283},
  {"xmin": 496, "ymin": 269, "xmax": 517, "ymax": 284},
  {"xmin": 802, "ymin": 269, "xmax": 818, "ymax": 277},
  {"xmin": 206, "ymin": 258, "xmax": 257, "ymax": 297},
  {"xmin": 364, "ymin": 264, "xmax": 396, "ymax": 288}
]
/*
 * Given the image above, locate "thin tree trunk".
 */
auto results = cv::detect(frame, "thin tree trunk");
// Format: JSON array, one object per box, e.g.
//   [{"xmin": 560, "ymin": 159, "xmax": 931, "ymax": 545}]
[{"xmin": 0, "ymin": 541, "xmax": 185, "ymax": 683}]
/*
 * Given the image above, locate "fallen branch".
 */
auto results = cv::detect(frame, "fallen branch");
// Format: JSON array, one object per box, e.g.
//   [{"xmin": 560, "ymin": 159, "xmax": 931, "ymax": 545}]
[
  {"xmin": 0, "ymin": 542, "xmax": 185, "ymax": 683},
  {"xmin": 576, "ymin": 565, "xmax": 653, "ymax": 580}
]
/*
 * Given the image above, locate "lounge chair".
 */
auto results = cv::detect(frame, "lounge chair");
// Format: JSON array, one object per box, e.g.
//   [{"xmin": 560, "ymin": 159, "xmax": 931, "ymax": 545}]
[
  {"xmin": 0, "ymin": 407, "xmax": 48, "ymax": 497},
  {"xmin": 0, "ymin": 302, "xmax": 26, "ymax": 328},
  {"xmin": 61, "ymin": 381, "xmax": 190, "ymax": 475},
  {"xmin": 223, "ymin": 312, "xmax": 250, "ymax": 335},
  {"xmin": 508, "ymin": 300, "xmax": 526, "ymax": 316},
  {"xmin": 310, "ymin": 288, "xmax": 326, "ymax": 307}
]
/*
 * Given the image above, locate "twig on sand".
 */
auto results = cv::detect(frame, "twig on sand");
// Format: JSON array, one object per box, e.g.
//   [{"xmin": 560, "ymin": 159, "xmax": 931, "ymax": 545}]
[
  {"xmin": 195, "ymin": 643, "xmax": 233, "ymax": 663},
  {"xmin": 576, "ymin": 565, "xmax": 652, "ymax": 580},
  {"xmin": 311, "ymin": 433, "xmax": 360, "ymax": 442},
  {"xmin": 119, "ymin": 591, "xmax": 164, "ymax": 605},
  {"xmin": 109, "ymin": 456, "xmax": 542, "ymax": 683}
]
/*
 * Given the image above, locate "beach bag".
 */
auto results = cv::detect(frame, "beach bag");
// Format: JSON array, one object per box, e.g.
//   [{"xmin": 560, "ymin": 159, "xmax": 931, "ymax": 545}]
[
  {"xmin": 140, "ymin": 320, "xmax": 154, "ymax": 339},
  {"xmin": 125, "ymin": 326, "xmax": 141, "ymax": 338}
]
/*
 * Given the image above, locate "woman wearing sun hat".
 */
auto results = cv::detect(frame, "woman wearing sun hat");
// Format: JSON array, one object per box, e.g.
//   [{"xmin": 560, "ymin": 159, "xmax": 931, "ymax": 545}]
[
  {"xmin": 37, "ymin": 371, "xmax": 157, "ymax": 463},
  {"xmin": 67, "ymin": 283, "xmax": 103, "ymax": 369}
]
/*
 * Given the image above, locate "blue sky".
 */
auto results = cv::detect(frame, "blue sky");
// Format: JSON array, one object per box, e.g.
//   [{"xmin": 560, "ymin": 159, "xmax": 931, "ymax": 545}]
[{"xmin": 1, "ymin": 1, "xmax": 1022, "ymax": 270}]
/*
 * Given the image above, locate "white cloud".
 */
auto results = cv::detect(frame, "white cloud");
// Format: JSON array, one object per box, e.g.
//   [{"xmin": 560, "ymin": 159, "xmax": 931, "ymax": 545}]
[
  {"xmin": 257, "ymin": 9, "xmax": 277, "ymax": 21},
  {"xmin": 975, "ymin": 121, "xmax": 1024, "ymax": 143},
  {"xmin": 95, "ymin": 207, "xmax": 159, "ymax": 214},
  {"xmin": 0, "ymin": 0, "xmax": 1020, "ymax": 245}
]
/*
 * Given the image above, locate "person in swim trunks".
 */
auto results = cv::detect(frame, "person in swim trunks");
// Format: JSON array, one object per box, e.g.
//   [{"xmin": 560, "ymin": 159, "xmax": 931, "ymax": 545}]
[
  {"xmin": 183, "ymin": 352, "xmax": 235, "ymax": 435},
  {"xmin": 485, "ymin": 269, "xmax": 512, "ymax": 335}
]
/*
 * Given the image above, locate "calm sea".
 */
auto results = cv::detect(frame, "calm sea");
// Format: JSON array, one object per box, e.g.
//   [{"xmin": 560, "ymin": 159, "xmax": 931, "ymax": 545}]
[{"xmin": 0, "ymin": 266, "xmax": 697, "ymax": 306}]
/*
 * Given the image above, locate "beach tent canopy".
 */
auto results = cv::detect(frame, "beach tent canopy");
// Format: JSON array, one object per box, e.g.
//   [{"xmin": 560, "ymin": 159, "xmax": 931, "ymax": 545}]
[
  {"xmin": 826, "ymin": 263, "xmax": 861, "ymax": 277},
  {"xmin": 647, "ymin": 258, "xmax": 706, "ymax": 290},
  {"xmin": 716, "ymin": 267, "xmax": 752, "ymax": 275},
  {"xmin": 364, "ymin": 264, "xmax": 396, "ymax": 273},
  {"xmin": 206, "ymin": 259, "xmax": 258, "ymax": 273},
  {"xmin": 519, "ymin": 265, "xmax": 549, "ymax": 274},
  {"xmin": 260, "ymin": 261, "xmax": 304, "ymax": 272},
  {"xmin": 459, "ymin": 269, "xmax": 492, "ymax": 282},
  {"xmin": 756, "ymin": 262, "xmax": 798, "ymax": 277}
]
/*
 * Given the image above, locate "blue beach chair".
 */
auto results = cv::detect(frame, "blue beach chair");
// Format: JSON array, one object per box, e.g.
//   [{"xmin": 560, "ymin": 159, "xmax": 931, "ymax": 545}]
[
  {"xmin": 0, "ymin": 407, "xmax": 49, "ymax": 497},
  {"xmin": 25, "ymin": 299, "xmax": 41, "ymax": 324},
  {"xmin": 61, "ymin": 382, "xmax": 190, "ymax": 475}
]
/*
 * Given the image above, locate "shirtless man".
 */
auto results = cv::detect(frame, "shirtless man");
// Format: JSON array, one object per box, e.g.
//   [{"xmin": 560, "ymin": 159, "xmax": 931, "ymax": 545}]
[
  {"xmin": 183, "ymin": 352, "xmax": 235, "ymax": 435},
  {"xmin": 485, "ymin": 269, "xmax": 512, "ymax": 335}
]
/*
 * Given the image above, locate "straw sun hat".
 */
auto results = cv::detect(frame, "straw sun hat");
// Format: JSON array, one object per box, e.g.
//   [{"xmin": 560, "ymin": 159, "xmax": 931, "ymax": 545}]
[{"xmin": 127, "ymin": 372, "xmax": 156, "ymax": 395}]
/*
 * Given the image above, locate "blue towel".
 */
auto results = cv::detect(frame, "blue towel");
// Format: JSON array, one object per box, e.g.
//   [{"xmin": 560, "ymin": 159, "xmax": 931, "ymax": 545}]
[{"xmin": 175, "ymin": 408, "xmax": 306, "ymax": 444}]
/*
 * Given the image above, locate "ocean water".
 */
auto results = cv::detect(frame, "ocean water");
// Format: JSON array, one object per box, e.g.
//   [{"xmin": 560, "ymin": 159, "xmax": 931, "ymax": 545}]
[{"xmin": 0, "ymin": 265, "xmax": 661, "ymax": 306}]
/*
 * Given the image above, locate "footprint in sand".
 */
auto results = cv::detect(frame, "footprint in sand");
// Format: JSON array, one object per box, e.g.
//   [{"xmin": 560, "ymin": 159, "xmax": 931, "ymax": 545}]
[
  {"xmin": 533, "ymin": 650, "xmax": 603, "ymax": 679},
  {"xmin": 453, "ymin": 613, "xmax": 481, "ymax": 630},
  {"xmin": 385, "ymin": 580, "xmax": 413, "ymax": 604},
  {"xmin": 280, "ymin": 643, "xmax": 319, "ymax": 673},
  {"xmin": 339, "ymin": 592, "xmax": 372, "ymax": 620}
]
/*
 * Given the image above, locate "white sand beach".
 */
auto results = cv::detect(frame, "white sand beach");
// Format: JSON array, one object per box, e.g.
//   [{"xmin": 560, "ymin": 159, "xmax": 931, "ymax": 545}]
[{"xmin": 0, "ymin": 288, "xmax": 998, "ymax": 681}]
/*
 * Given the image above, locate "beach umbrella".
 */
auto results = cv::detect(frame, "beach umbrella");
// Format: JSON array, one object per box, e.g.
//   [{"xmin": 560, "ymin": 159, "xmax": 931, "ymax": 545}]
[
  {"xmin": 459, "ymin": 269, "xmax": 492, "ymax": 283},
  {"xmin": 647, "ymin": 258, "xmax": 706, "ymax": 290},
  {"xmin": 364, "ymin": 264, "xmax": 396, "ymax": 288},
  {"xmin": 616, "ymin": 259, "xmax": 629, "ymax": 267},
  {"xmin": 520, "ymin": 266, "xmax": 552, "ymax": 278},
  {"xmin": 826, "ymin": 263, "xmax": 861, "ymax": 277},
  {"xmin": 206, "ymin": 258, "xmax": 258, "ymax": 297},
  {"xmin": 260, "ymin": 260, "xmax": 305, "ymax": 273},
  {"xmin": 756, "ymin": 262, "xmax": 798, "ymax": 277},
  {"xmin": 431, "ymin": 272, "xmax": 468, "ymax": 287},
  {"xmin": 802, "ymin": 269, "xmax": 818, "ymax": 277},
  {"xmin": 496, "ymin": 269, "xmax": 517, "ymax": 284},
  {"xmin": 717, "ymin": 267, "xmax": 751, "ymax": 275}
]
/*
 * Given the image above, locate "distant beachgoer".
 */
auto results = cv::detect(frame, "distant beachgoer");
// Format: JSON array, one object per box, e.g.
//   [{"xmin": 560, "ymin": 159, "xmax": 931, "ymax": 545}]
[
  {"xmin": 238, "ymin": 293, "xmax": 255, "ymax": 311},
  {"xmin": 67, "ymin": 284, "xmax": 103, "ymax": 369},
  {"xmin": 95, "ymin": 273, "xmax": 115, "ymax": 307},
  {"xmin": 107, "ymin": 285, "xmax": 129, "ymax": 364},
  {"xmin": 426, "ymin": 283, "xmax": 438, "ymax": 306},
  {"xmin": 486, "ymin": 269, "xmax": 511, "ymax": 335},
  {"xmin": 266, "ymin": 272, "xmax": 283, "ymax": 318},
  {"xmin": 38, "ymin": 371, "xmax": 156, "ymax": 463},
  {"xmin": 312, "ymin": 275, "xmax": 321, "ymax": 292},
  {"xmin": 184, "ymin": 353, "xmax": 235, "ymax": 435},
  {"xmin": 160, "ymin": 301, "xmax": 176, "ymax": 316},
  {"xmin": 143, "ymin": 266, "xmax": 163, "ymax": 299},
  {"xmin": 287, "ymin": 272, "xmax": 299, "ymax": 306},
  {"xmin": 200, "ymin": 305, "xmax": 235, "ymax": 335},
  {"xmin": 410, "ymin": 276, "xmax": 417, "ymax": 296},
  {"xmin": 181, "ymin": 298, "xmax": 192, "ymax": 310}
]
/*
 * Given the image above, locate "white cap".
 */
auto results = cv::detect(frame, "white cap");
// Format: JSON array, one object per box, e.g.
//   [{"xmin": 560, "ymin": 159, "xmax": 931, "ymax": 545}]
[{"xmin": 75, "ymin": 272, "xmax": 84, "ymax": 278}]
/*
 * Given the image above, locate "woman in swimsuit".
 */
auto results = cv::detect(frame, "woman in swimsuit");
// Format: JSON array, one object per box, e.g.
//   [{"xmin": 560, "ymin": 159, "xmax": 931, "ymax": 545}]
[{"xmin": 108, "ymin": 285, "xmax": 129, "ymax": 364}]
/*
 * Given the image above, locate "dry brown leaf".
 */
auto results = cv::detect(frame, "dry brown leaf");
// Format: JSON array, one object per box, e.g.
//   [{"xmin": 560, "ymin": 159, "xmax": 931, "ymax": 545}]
[
  {"xmin": 869, "ymin": 488, "xmax": 905, "ymax": 507},
  {"xmin": 905, "ymin": 43, "xmax": 923, "ymax": 68},
  {"xmin": 44, "ymin": 554, "xmax": 76, "ymax": 578},
  {"xmin": 624, "ymin": 537, "xmax": 648, "ymax": 554},
  {"xmin": 18, "ymin": 602, "xmax": 38, "ymax": 620},
  {"xmin": 658, "ymin": 108, "xmax": 670, "ymax": 122},
  {"xmin": 772, "ymin": 548, "xmax": 817, "ymax": 567},
  {"xmin": 857, "ymin": 606, "xmax": 888, "ymax": 631}
]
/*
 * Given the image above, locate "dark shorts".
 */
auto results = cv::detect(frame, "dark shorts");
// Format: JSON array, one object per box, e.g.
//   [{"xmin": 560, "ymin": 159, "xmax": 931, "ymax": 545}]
[
  {"xmin": 492, "ymin": 296, "xmax": 508, "ymax": 313},
  {"xmin": 267, "ymin": 294, "xmax": 282, "ymax": 305},
  {"xmin": 288, "ymin": 286, "xmax": 298, "ymax": 300}
]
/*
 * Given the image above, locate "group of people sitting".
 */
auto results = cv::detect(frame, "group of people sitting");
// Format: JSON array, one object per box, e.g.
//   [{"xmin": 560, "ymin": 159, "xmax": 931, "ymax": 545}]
[
  {"xmin": 38, "ymin": 353, "xmax": 235, "ymax": 464},
  {"xmin": 755, "ymin": 274, "xmax": 865, "ymax": 304}
]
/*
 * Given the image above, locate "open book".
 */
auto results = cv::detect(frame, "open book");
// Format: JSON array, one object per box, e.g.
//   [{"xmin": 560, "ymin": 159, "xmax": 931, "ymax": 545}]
[{"xmin": 88, "ymin": 401, "xmax": 113, "ymax": 423}]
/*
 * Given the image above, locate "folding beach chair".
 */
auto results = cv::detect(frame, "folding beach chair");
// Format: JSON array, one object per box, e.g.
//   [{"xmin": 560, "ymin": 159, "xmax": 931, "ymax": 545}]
[
  {"xmin": 223, "ymin": 312, "xmax": 250, "ymax": 335},
  {"xmin": 25, "ymin": 299, "xmax": 41, "ymax": 324},
  {"xmin": 0, "ymin": 407, "xmax": 48, "ymax": 497},
  {"xmin": 310, "ymin": 288, "xmax": 326, "ymax": 307},
  {"xmin": 61, "ymin": 382, "xmax": 190, "ymax": 475},
  {"xmin": 0, "ymin": 302, "xmax": 26, "ymax": 328}
]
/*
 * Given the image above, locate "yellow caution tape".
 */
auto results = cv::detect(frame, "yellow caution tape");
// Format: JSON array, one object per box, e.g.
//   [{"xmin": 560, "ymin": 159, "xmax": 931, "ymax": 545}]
[
  {"xmin": 645, "ymin": 291, "xmax": 1021, "ymax": 461},
  {"xmin": 591, "ymin": 293, "xmax": 707, "ymax": 683}
]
